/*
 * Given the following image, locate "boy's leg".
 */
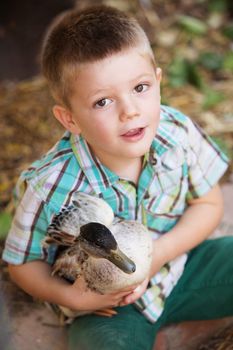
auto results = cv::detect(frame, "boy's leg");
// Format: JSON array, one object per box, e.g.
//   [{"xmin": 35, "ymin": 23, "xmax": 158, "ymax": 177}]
[
  {"xmin": 68, "ymin": 304, "xmax": 159, "ymax": 350},
  {"xmin": 158, "ymin": 237, "xmax": 233, "ymax": 327},
  {"xmin": 68, "ymin": 237, "xmax": 233, "ymax": 349}
]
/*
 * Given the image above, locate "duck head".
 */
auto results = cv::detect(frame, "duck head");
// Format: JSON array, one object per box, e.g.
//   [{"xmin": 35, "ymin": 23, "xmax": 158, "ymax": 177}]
[{"xmin": 78, "ymin": 222, "xmax": 136, "ymax": 274}]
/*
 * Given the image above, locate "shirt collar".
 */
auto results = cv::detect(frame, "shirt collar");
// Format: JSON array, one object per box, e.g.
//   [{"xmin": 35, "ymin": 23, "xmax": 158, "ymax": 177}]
[
  {"xmin": 146, "ymin": 113, "xmax": 180, "ymax": 169},
  {"xmin": 70, "ymin": 133, "xmax": 119, "ymax": 194}
]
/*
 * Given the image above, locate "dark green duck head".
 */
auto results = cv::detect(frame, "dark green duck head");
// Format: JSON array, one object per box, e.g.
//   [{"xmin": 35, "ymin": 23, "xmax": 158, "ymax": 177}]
[{"xmin": 78, "ymin": 222, "xmax": 136, "ymax": 274}]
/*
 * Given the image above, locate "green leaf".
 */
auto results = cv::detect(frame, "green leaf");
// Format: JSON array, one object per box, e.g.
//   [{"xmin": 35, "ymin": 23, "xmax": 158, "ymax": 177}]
[
  {"xmin": 202, "ymin": 88, "xmax": 225, "ymax": 109},
  {"xmin": 199, "ymin": 52, "xmax": 223, "ymax": 71},
  {"xmin": 222, "ymin": 24, "xmax": 233, "ymax": 39},
  {"xmin": 224, "ymin": 52, "xmax": 233, "ymax": 72},
  {"xmin": 168, "ymin": 58, "xmax": 203, "ymax": 89},
  {"xmin": 168, "ymin": 58, "xmax": 188, "ymax": 87},
  {"xmin": 208, "ymin": 0, "xmax": 228, "ymax": 13},
  {"xmin": 186, "ymin": 61, "xmax": 203, "ymax": 89},
  {"xmin": 178, "ymin": 15, "xmax": 208, "ymax": 35},
  {"xmin": 0, "ymin": 212, "xmax": 12, "ymax": 240}
]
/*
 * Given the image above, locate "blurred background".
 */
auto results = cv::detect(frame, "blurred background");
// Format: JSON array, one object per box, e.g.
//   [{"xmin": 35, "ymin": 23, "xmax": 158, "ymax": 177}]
[{"xmin": 0, "ymin": 1, "xmax": 233, "ymax": 349}]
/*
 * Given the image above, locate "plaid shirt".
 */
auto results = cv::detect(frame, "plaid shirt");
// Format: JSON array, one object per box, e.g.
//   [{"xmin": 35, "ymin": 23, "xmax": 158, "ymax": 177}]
[{"xmin": 3, "ymin": 105, "xmax": 229, "ymax": 323}]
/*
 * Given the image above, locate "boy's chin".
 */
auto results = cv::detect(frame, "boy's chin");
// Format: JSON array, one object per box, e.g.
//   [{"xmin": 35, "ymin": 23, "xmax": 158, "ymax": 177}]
[{"xmin": 122, "ymin": 145, "xmax": 152, "ymax": 159}]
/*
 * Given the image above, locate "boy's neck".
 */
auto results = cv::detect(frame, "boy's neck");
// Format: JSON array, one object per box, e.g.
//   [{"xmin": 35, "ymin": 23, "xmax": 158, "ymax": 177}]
[
  {"xmin": 114, "ymin": 157, "xmax": 143, "ymax": 185},
  {"xmin": 87, "ymin": 143, "xmax": 144, "ymax": 185},
  {"xmin": 97, "ymin": 153, "xmax": 143, "ymax": 185}
]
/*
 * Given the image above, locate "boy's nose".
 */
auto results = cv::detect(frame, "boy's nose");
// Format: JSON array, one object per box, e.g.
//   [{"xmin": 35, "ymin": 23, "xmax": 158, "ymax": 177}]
[{"xmin": 119, "ymin": 99, "xmax": 140, "ymax": 122}]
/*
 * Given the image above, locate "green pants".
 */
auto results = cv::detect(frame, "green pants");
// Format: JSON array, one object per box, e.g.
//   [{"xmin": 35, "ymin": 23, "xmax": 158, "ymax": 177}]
[{"xmin": 68, "ymin": 237, "xmax": 233, "ymax": 350}]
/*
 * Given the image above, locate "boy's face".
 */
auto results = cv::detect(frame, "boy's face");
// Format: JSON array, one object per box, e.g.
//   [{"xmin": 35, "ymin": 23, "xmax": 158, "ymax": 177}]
[{"xmin": 54, "ymin": 47, "xmax": 161, "ymax": 172}]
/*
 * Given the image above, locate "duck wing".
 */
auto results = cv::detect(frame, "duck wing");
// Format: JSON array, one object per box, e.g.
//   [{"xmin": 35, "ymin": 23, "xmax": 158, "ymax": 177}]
[
  {"xmin": 52, "ymin": 244, "xmax": 87, "ymax": 283},
  {"xmin": 46, "ymin": 204, "xmax": 86, "ymax": 241},
  {"xmin": 44, "ymin": 193, "xmax": 114, "ymax": 246},
  {"xmin": 71, "ymin": 192, "xmax": 114, "ymax": 228}
]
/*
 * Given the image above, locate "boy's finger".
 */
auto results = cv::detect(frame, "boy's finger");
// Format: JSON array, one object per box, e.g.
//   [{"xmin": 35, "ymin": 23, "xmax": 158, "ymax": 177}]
[
  {"xmin": 120, "ymin": 285, "xmax": 144, "ymax": 305},
  {"xmin": 110, "ymin": 284, "xmax": 139, "ymax": 296},
  {"xmin": 113, "ymin": 290, "xmax": 135, "ymax": 299}
]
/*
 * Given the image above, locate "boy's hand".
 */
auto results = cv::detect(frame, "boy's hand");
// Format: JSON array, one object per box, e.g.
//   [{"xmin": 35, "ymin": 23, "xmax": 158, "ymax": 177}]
[
  {"xmin": 69, "ymin": 276, "xmax": 139, "ymax": 312},
  {"xmin": 119, "ymin": 277, "xmax": 149, "ymax": 306}
]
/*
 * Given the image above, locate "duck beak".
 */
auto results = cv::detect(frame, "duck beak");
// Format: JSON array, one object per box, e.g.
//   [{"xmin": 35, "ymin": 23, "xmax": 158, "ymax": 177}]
[{"xmin": 107, "ymin": 247, "xmax": 136, "ymax": 274}]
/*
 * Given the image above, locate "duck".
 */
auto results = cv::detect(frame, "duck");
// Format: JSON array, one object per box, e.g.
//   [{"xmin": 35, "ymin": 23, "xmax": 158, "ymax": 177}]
[{"xmin": 43, "ymin": 192, "xmax": 152, "ymax": 318}]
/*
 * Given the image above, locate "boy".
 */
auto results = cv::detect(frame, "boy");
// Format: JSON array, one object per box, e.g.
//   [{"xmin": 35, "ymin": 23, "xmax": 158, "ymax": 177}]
[{"xmin": 3, "ymin": 5, "xmax": 232, "ymax": 350}]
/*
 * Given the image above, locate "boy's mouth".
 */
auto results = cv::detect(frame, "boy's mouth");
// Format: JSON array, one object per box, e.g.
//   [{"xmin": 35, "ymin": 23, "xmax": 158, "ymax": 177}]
[{"xmin": 120, "ymin": 127, "xmax": 145, "ymax": 141}]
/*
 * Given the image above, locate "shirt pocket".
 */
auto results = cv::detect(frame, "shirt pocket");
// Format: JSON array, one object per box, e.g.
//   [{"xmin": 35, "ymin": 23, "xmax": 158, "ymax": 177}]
[{"xmin": 144, "ymin": 167, "xmax": 187, "ymax": 216}]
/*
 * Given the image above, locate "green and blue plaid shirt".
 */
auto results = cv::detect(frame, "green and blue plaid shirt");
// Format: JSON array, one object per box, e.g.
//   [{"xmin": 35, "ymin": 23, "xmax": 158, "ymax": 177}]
[{"xmin": 3, "ymin": 105, "xmax": 229, "ymax": 323}]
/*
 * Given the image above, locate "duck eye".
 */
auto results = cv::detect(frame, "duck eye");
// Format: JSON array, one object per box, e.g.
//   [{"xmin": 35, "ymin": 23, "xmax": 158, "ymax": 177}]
[{"xmin": 94, "ymin": 237, "xmax": 103, "ymax": 247}]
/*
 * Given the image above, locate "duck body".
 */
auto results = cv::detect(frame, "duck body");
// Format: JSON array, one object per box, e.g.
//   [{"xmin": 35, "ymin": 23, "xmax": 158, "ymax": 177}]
[
  {"xmin": 44, "ymin": 192, "xmax": 152, "ymax": 295},
  {"xmin": 52, "ymin": 220, "xmax": 153, "ymax": 294},
  {"xmin": 82, "ymin": 220, "xmax": 152, "ymax": 294}
]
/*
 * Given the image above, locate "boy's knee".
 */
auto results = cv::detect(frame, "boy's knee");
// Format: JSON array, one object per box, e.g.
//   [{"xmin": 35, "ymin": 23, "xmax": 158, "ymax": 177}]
[
  {"xmin": 207, "ymin": 236, "xmax": 233, "ymax": 255},
  {"xmin": 193, "ymin": 236, "xmax": 233, "ymax": 259},
  {"xmin": 188, "ymin": 236, "xmax": 233, "ymax": 282}
]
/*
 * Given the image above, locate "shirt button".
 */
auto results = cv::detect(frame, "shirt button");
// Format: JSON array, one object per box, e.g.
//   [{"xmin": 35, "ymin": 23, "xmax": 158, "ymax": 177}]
[{"xmin": 151, "ymin": 157, "xmax": 157, "ymax": 165}]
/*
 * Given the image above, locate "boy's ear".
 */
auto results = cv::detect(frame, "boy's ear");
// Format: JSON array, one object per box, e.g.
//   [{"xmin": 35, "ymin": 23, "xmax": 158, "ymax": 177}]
[
  {"xmin": 53, "ymin": 105, "xmax": 81, "ymax": 134},
  {"xmin": 155, "ymin": 67, "xmax": 162, "ymax": 82}
]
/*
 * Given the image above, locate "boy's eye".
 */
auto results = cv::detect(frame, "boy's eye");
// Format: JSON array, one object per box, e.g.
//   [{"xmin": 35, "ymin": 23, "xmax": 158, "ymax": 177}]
[
  {"xmin": 134, "ymin": 84, "xmax": 148, "ymax": 93},
  {"xmin": 94, "ymin": 98, "xmax": 112, "ymax": 108}
]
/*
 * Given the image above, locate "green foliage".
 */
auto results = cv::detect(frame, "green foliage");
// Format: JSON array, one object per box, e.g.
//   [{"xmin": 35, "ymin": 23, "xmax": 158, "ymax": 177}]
[
  {"xmin": 168, "ymin": 58, "xmax": 203, "ymax": 89},
  {"xmin": 166, "ymin": 2, "xmax": 232, "ymax": 117},
  {"xmin": 199, "ymin": 52, "xmax": 223, "ymax": 71},
  {"xmin": 178, "ymin": 15, "xmax": 207, "ymax": 35},
  {"xmin": 224, "ymin": 52, "xmax": 233, "ymax": 72},
  {"xmin": 168, "ymin": 52, "xmax": 228, "ymax": 110},
  {"xmin": 222, "ymin": 23, "xmax": 233, "ymax": 39},
  {"xmin": 202, "ymin": 88, "xmax": 225, "ymax": 109},
  {"xmin": 0, "ymin": 212, "xmax": 12, "ymax": 240},
  {"xmin": 208, "ymin": 0, "xmax": 228, "ymax": 12},
  {"xmin": 168, "ymin": 58, "xmax": 187, "ymax": 87}
]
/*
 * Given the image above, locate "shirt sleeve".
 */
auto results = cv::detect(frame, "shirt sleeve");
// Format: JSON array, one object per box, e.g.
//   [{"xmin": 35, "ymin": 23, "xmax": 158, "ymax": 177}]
[
  {"xmin": 185, "ymin": 117, "xmax": 229, "ymax": 200},
  {"xmin": 2, "ymin": 182, "xmax": 55, "ymax": 265}
]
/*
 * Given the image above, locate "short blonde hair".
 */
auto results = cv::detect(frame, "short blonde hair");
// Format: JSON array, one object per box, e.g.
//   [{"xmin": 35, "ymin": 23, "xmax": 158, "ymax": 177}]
[{"xmin": 41, "ymin": 5, "xmax": 154, "ymax": 107}]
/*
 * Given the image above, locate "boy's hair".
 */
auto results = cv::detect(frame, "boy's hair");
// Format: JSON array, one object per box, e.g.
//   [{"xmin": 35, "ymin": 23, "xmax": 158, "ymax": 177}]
[{"xmin": 41, "ymin": 5, "xmax": 153, "ymax": 108}]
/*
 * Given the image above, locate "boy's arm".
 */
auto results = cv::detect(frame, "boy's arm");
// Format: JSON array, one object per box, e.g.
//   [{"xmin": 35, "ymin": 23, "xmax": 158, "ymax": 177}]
[
  {"xmin": 150, "ymin": 183, "xmax": 224, "ymax": 275},
  {"xmin": 122, "ymin": 183, "xmax": 223, "ymax": 305},
  {"xmin": 8, "ymin": 261, "xmax": 135, "ymax": 312},
  {"xmin": 7, "ymin": 182, "xmax": 224, "ymax": 308}
]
